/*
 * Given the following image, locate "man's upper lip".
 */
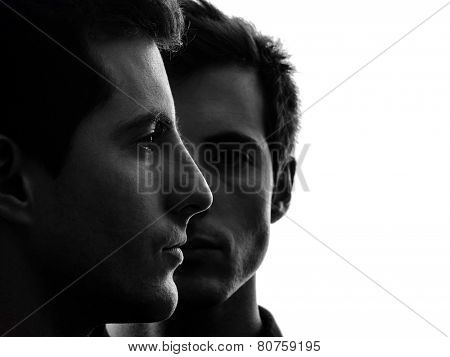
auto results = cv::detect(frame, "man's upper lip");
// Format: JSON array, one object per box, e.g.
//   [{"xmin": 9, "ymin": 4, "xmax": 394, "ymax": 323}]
[
  {"xmin": 182, "ymin": 236, "xmax": 221, "ymax": 250},
  {"xmin": 163, "ymin": 238, "xmax": 187, "ymax": 250}
]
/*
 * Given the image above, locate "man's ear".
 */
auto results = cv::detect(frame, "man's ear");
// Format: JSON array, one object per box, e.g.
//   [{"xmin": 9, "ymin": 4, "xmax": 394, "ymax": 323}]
[
  {"xmin": 0, "ymin": 135, "xmax": 32, "ymax": 226},
  {"xmin": 271, "ymin": 156, "xmax": 296, "ymax": 223}
]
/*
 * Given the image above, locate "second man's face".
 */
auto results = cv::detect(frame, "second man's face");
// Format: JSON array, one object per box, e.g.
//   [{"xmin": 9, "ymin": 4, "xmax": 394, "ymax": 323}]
[{"xmin": 171, "ymin": 65, "xmax": 274, "ymax": 306}]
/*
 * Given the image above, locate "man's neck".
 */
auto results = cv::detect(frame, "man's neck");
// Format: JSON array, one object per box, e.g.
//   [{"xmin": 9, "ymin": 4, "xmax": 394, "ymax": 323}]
[
  {"xmin": 149, "ymin": 276, "xmax": 261, "ymax": 337},
  {"xmin": 0, "ymin": 235, "xmax": 94, "ymax": 336}
]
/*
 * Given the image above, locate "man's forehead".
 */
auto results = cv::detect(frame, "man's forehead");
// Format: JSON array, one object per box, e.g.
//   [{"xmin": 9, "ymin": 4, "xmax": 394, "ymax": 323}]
[
  {"xmin": 173, "ymin": 65, "xmax": 262, "ymax": 107},
  {"xmin": 90, "ymin": 38, "xmax": 175, "ymax": 127},
  {"xmin": 94, "ymin": 39, "xmax": 165, "ymax": 93},
  {"xmin": 173, "ymin": 66, "xmax": 266, "ymax": 143}
]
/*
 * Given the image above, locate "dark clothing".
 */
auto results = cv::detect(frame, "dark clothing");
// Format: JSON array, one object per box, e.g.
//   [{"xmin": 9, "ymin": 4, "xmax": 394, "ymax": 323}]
[
  {"xmin": 90, "ymin": 305, "xmax": 282, "ymax": 337},
  {"xmin": 89, "ymin": 325, "xmax": 109, "ymax": 337},
  {"xmin": 258, "ymin": 306, "xmax": 283, "ymax": 337}
]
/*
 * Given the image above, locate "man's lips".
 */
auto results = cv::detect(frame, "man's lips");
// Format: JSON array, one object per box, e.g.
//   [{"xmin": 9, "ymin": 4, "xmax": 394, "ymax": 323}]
[
  {"xmin": 163, "ymin": 241, "xmax": 186, "ymax": 250},
  {"xmin": 162, "ymin": 237, "xmax": 185, "ymax": 264},
  {"xmin": 182, "ymin": 236, "xmax": 222, "ymax": 250},
  {"xmin": 162, "ymin": 236, "xmax": 187, "ymax": 251}
]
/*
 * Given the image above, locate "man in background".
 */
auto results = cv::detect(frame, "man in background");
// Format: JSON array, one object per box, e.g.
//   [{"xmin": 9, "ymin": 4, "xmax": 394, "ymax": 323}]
[
  {"xmin": 0, "ymin": 0, "xmax": 212, "ymax": 336},
  {"xmin": 110, "ymin": 0, "xmax": 300, "ymax": 336}
]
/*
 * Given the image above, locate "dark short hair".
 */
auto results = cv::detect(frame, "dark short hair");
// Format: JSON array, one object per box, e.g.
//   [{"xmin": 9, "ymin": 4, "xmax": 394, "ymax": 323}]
[
  {"xmin": 0, "ymin": 0, "xmax": 183, "ymax": 174},
  {"xmin": 163, "ymin": 0, "xmax": 300, "ymax": 172}
]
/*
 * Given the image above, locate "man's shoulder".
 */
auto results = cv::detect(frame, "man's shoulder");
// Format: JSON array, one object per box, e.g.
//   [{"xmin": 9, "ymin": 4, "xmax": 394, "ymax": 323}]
[{"xmin": 89, "ymin": 325, "xmax": 109, "ymax": 337}]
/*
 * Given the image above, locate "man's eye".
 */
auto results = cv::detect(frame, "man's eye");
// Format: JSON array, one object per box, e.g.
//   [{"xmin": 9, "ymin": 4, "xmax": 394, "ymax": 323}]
[
  {"xmin": 239, "ymin": 151, "xmax": 254, "ymax": 164},
  {"xmin": 140, "ymin": 120, "xmax": 169, "ymax": 150},
  {"xmin": 219, "ymin": 149, "xmax": 254, "ymax": 166}
]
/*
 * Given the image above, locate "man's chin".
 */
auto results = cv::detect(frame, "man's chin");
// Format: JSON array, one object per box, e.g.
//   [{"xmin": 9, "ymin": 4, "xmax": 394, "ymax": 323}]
[
  {"xmin": 174, "ymin": 275, "xmax": 232, "ymax": 309},
  {"xmin": 142, "ymin": 278, "xmax": 179, "ymax": 322},
  {"xmin": 103, "ymin": 277, "xmax": 179, "ymax": 324}
]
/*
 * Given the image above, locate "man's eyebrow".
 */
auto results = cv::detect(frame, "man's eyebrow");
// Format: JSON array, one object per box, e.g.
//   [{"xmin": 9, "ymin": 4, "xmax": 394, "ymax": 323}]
[
  {"xmin": 113, "ymin": 109, "xmax": 173, "ymax": 139},
  {"xmin": 203, "ymin": 131, "xmax": 264, "ymax": 148}
]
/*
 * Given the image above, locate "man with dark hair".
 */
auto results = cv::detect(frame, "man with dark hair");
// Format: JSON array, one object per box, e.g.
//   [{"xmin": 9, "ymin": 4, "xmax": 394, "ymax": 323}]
[
  {"xmin": 111, "ymin": 0, "xmax": 300, "ymax": 336},
  {"xmin": 0, "ymin": 0, "xmax": 212, "ymax": 336}
]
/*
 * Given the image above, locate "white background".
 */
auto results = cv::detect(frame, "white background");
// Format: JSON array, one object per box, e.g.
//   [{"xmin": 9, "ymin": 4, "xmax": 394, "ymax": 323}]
[{"xmin": 207, "ymin": 0, "xmax": 450, "ymax": 337}]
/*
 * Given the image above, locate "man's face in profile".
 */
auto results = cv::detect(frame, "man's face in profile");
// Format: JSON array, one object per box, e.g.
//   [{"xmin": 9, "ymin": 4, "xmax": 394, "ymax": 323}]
[
  {"xmin": 171, "ymin": 65, "xmax": 274, "ymax": 306},
  {"xmin": 27, "ymin": 39, "xmax": 212, "ymax": 322}
]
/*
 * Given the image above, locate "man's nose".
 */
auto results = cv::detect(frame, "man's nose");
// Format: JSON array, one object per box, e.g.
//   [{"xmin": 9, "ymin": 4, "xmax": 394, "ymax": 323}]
[{"xmin": 168, "ymin": 144, "xmax": 213, "ymax": 224}]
